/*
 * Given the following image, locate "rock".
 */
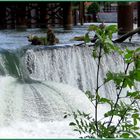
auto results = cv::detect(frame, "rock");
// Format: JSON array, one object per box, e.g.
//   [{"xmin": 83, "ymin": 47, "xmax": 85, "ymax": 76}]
[
  {"xmin": 27, "ymin": 34, "xmax": 47, "ymax": 45},
  {"xmin": 47, "ymin": 28, "xmax": 59, "ymax": 45},
  {"xmin": 72, "ymin": 36, "xmax": 85, "ymax": 41},
  {"xmin": 27, "ymin": 28, "xmax": 59, "ymax": 45}
]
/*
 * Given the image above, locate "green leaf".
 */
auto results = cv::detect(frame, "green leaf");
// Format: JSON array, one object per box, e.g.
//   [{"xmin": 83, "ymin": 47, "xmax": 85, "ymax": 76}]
[
  {"xmin": 135, "ymin": 47, "xmax": 140, "ymax": 53},
  {"xmin": 124, "ymin": 49, "xmax": 134, "ymax": 63},
  {"xmin": 132, "ymin": 113, "xmax": 139, "ymax": 119},
  {"xmin": 123, "ymin": 77, "xmax": 134, "ymax": 88},
  {"xmin": 88, "ymin": 25, "xmax": 99, "ymax": 31},
  {"xmin": 135, "ymin": 132, "xmax": 140, "ymax": 136},
  {"xmin": 134, "ymin": 118, "xmax": 137, "ymax": 125},
  {"xmin": 69, "ymin": 122, "xmax": 76, "ymax": 126},
  {"xmin": 127, "ymin": 91, "xmax": 140, "ymax": 99},
  {"xmin": 104, "ymin": 110, "xmax": 118, "ymax": 117},
  {"xmin": 80, "ymin": 119, "xmax": 84, "ymax": 126},
  {"xmin": 133, "ymin": 69, "xmax": 140, "ymax": 81},
  {"xmin": 104, "ymin": 71, "xmax": 113, "ymax": 83},
  {"xmin": 96, "ymin": 32, "xmax": 103, "ymax": 41},
  {"xmin": 105, "ymin": 40, "xmax": 115, "ymax": 50},
  {"xmin": 73, "ymin": 129, "xmax": 81, "ymax": 134},
  {"xmin": 84, "ymin": 32, "xmax": 90, "ymax": 43},
  {"xmin": 125, "ymin": 52, "xmax": 132, "ymax": 59},
  {"xmin": 92, "ymin": 50, "xmax": 97, "ymax": 58},
  {"xmin": 69, "ymin": 25, "xmax": 140, "ymax": 139},
  {"xmin": 64, "ymin": 115, "xmax": 67, "ymax": 118},
  {"xmin": 99, "ymin": 97, "xmax": 111, "ymax": 104},
  {"xmin": 105, "ymin": 25, "xmax": 118, "ymax": 34},
  {"xmin": 121, "ymin": 133, "xmax": 130, "ymax": 138},
  {"xmin": 85, "ymin": 91, "xmax": 95, "ymax": 101}
]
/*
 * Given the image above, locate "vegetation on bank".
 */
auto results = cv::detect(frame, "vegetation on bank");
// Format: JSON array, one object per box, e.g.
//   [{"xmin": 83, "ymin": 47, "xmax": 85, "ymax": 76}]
[
  {"xmin": 27, "ymin": 28, "xmax": 59, "ymax": 45},
  {"xmin": 68, "ymin": 24, "xmax": 140, "ymax": 138}
]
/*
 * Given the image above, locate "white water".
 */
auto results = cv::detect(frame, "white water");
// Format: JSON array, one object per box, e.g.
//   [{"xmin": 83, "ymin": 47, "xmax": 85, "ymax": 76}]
[
  {"xmin": 0, "ymin": 121, "xmax": 79, "ymax": 138},
  {"xmin": 0, "ymin": 24, "xmax": 140, "ymax": 138},
  {"xmin": 22, "ymin": 46, "xmax": 126, "ymax": 99},
  {"xmin": 0, "ymin": 76, "xmax": 94, "ymax": 138}
]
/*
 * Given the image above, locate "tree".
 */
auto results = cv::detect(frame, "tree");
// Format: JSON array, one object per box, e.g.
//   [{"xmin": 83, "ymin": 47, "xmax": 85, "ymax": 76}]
[
  {"xmin": 69, "ymin": 24, "xmax": 140, "ymax": 138},
  {"xmin": 86, "ymin": 2, "xmax": 100, "ymax": 22}
]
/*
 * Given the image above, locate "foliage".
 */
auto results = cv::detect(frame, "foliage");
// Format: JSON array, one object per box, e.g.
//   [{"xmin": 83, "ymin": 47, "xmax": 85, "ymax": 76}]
[
  {"xmin": 87, "ymin": 2, "xmax": 100, "ymax": 14},
  {"xmin": 68, "ymin": 24, "xmax": 140, "ymax": 138},
  {"xmin": 28, "ymin": 34, "xmax": 48, "ymax": 45}
]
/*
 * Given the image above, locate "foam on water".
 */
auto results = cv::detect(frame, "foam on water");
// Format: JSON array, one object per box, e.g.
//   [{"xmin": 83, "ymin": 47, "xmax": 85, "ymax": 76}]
[
  {"xmin": 21, "ymin": 46, "xmax": 125, "ymax": 99},
  {"xmin": 0, "ymin": 120, "xmax": 79, "ymax": 138},
  {"xmin": 0, "ymin": 23, "xmax": 140, "ymax": 138},
  {"xmin": 0, "ymin": 76, "xmax": 95, "ymax": 137}
]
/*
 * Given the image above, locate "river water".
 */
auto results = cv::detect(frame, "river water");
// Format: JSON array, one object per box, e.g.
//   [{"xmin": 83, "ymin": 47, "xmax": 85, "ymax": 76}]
[{"xmin": 0, "ymin": 24, "xmax": 140, "ymax": 138}]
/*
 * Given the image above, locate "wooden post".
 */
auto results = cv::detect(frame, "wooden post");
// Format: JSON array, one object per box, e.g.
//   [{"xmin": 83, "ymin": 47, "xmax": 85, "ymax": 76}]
[
  {"xmin": 118, "ymin": 2, "xmax": 133, "ymax": 35},
  {"xmin": 137, "ymin": 2, "xmax": 140, "ymax": 34},
  {"xmin": 30, "ymin": 3, "xmax": 38, "ymax": 28},
  {"xmin": 39, "ymin": 3, "xmax": 47, "ymax": 28},
  {"xmin": 0, "ymin": 4, "xmax": 6, "ymax": 29},
  {"xmin": 73, "ymin": 9, "xmax": 77, "ymax": 25},
  {"xmin": 16, "ymin": 3, "xmax": 27, "ymax": 29},
  {"xmin": 62, "ymin": 2, "xmax": 73, "ymax": 30},
  {"xmin": 6, "ymin": 6, "xmax": 12, "ymax": 29},
  {"xmin": 79, "ymin": 2, "xmax": 84, "ymax": 25}
]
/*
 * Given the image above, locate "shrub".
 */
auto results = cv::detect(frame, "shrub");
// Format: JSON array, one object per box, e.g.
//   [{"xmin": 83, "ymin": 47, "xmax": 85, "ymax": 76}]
[
  {"xmin": 69, "ymin": 24, "xmax": 140, "ymax": 138},
  {"xmin": 87, "ymin": 2, "xmax": 100, "ymax": 14}
]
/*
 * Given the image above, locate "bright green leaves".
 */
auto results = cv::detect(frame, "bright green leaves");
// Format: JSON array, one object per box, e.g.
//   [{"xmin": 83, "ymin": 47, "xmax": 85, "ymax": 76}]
[
  {"xmin": 132, "ymin": 113, "xmax": 140, "ymax": 128},
  {"xmin": 127, "ymin": 91, "xmax": 140, "ymax": 99},
  {"xmin": 88, "ymin": 24, "xmax": 99, "ymax": 32},
  {"xmin": 104, "ymin": 101, "xmax": 127, "ymax": 118},
  {"xmin": 88, "ymin": 24, "xmax": 117, "ymax": 41},
  {"xmin": 119, "ymin": 109, "xmax": 140, "ymax": 138},
  {"xmin": 99, "ymin": 97, "xmax": 111, "ymax": 104},
  {"xmin": 88, "ymin": 24, "xmax": 117, "ymax": 37},
  {"xmin": 92, "ymin": 49, "xmax": 97, "ymax": 58},
  {"xmin": 124, "ymin": 47, "xmax": 140, "ymax": 70},
  {"xmin": 87, "ymin": 24, "xmax": 120, "ymax": 58},
  {"xmin": 133, "ymin": 49, "xmax": 140, "ymax": 69},
  {"xmin": 132, "ymin": 69, "xmax": 140, "ymax": 81},
  {"xmin": 69, "ymin": 109, "xmax": 116, "ymax": 138},
  {"xmin": 105, "ymin": 71, "xmax": 132, "ymax": 88},
  {"xmin": 124, "ymin": 49, "xmax": 134, "ymax": 64},
  {"xmin": 105, "ymin": 66, "xmax": 140, "ymax": 89},
  {"xmin": 84, "ymin": 32, "xmax": 90, "ymax": 43},
  {"xmin": 97, "ymin": 123, "xmax": 115, "ymax": 138},
  {"xmin": 105, "ymin": 25, "xmax": 118, "ymax": 37},
  {"xmin": 123, "ymin": 47, "xmax": 140, "ymax": 83},
  {"xmin": 105, "ymin": 71, "xmax": 122, "ymax": 84},
  {"xmin": 70, "ymin": 24, "xmax": 140, "ymax": 139},
  {"xmin": 120, "ymin": 133, "xmax": 130, "ymax": 138},
  {"xmin": 69, "ymin": 111, "xmax": 95, "ymax": 137}
]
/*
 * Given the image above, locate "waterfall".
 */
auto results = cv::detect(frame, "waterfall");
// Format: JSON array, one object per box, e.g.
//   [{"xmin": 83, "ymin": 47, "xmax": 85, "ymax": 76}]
[
  {"xmin": 0, "ymin": 45, "xmax": 136, "ymax": 99},
  {"xmin": 21, "ymin": 46, "xmax": 126, "ymax": 99},
  {"xmin": 0, "ymin": 27, "xmax": 139, "ymax": 137},
  {"xmin": 0, "ymin": 47, "xmax": 95, "ymax": 137},
  {"xmin": 0, "ymin": 76, "xmax": 94, "ymax": 124}
]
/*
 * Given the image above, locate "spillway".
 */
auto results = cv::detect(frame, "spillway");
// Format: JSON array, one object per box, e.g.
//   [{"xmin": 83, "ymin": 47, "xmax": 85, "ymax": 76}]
[{"xmin": 0, "ymin": 26, "xmax": 139, "ymax": 137}]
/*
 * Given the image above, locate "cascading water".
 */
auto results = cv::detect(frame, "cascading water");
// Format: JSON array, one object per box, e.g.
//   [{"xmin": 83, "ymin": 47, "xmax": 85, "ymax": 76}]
[
  {"xmin": 22, "ymin": 46, "xmax": 125, "ymax": 99},
  {"xmin": 0, "ymin": 47, "xmax": 95, "ymax": 138},
  {"xmin": 0, "ymin": 26, "xmax": 140, "ymax": 137}
]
